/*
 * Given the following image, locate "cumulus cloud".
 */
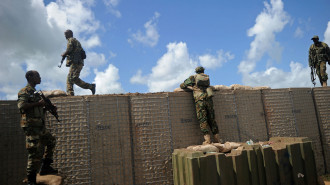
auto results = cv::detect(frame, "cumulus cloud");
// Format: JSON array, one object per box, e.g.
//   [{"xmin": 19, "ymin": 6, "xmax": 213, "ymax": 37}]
[
  {"xmin": 0, "ymin": 0, "xmax": 122, "ymax": 99},
  {"xmin": 93, "ymin": 64, "xmax": 124, "ymax": 94},
  {"xmin": 130, "ymin": 70, "xmax": 148, "ymax": 85},
  {"xmin": 130, "ymin": 42, "xmax": 197, "ymax": 92},
  {"xmin": 130, "ymin": 42, "xmax": 233, "ymax": 92},
  {"xmin": 199, "ymin": 50, "xmax": 234, "ymax": 69},
  {"xmin": 103, "ymin": 0, "xmax": 121, "ymax": 18},
  {"xmin": 294, "ymin": 27, "xmax": 304, "ymax": 38},
  {"xmin": 243, "ymin": 61, "xmax": 316, "ymax": 88},
  {"xmin": 238, "ymin": 0, "xmax": 290, "ymax": 75},
  {"xmin": 324, "ymin": 21, "xmax": 330, "ymax": 44},
  {"xmin": 129, "ymin": 12, "xmax": 160, "ymax": 47}
]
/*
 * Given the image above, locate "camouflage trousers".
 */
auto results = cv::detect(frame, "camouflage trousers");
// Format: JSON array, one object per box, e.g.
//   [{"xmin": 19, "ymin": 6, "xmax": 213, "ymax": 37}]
[
  {"xmin": 195, "ymin": 98, "xmax": 219, "ymax": 135},
  {"xmin": 315, "ymin": 61, "xmax": 328, "ymax": 84},
  {"xmin": 67, "ymin": 63, "xmax": 93, "ymax": 96},
  {"xmin": 22, "ymin": 126, "xmax": 56, "ymax": 175}
]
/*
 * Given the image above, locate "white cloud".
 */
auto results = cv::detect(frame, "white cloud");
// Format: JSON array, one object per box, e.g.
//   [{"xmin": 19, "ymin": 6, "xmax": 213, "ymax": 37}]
[
  {"xmin": 130, "ymin": 12, "xmax": 160, "ymax": 47},
  {"xmin": 294, "ymin": 27, "xmax": 304, "ymax": 38},
  {"xmin": 103, "ymin": 0, "xmax": 121, "ymax": 18},
  {"xmin": 243, "ymin": 61, "xmax": 316, "ymax": 88},
  {"xmin": 130, "ymin": 70, "xmax": 148, "ymax": 85},
  {"xmin": 238, "ymin": 0, "xmax": 290, "ymax": 75},
  {"xmin": 93, "ymin": 64, "xmax": 124, "ymax": 94},
  {"xmin": 0, "ymin": 0, "xmax": 121, "ymax": 99},
  {"xmin": 199, "ymin": 50, "xmax": 234, "ymax": 69},
  {"xmin": 130, "ymin": 42, "xmax": 198, "ymax": 92},
  {"xmin": 84, "ymin": 52, "xmax": 107, "ymax": 67},
  {"xmin": 324, "ymin": 21, "xmax": 330, "ymax": 45},
  {"xmin": 82, "ymin": 35, "xmax": 101, "ymax": 49}
]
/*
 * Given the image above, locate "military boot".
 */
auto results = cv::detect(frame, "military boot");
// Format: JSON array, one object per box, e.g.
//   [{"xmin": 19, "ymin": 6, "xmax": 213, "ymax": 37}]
[
  {"xmin": 203, "ymin": 134, "xmax": 211, "ymax": 145},
  {"xmin": 90, "ymin": 83, "xmax": 96, "ymax": 95},
  {"xmin": 214, "ymin": 134, "xmax": 223, "ymax": 143},
  {"xmin": 39, "ymin": 158, "xmax": 58, "ymax": 175},
  {"xmin": 322, "ymin": 81, "xmax": 327, "ymax": 87},
  {"xmin": 27, "ymin": 172, "xmax": 37, "ymax": 185}
]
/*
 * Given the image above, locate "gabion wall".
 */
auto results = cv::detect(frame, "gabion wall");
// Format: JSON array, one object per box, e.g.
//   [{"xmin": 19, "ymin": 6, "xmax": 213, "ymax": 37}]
[{"xmin": 0, "ymin": 87, "xmax": 329, "ymax": 185}]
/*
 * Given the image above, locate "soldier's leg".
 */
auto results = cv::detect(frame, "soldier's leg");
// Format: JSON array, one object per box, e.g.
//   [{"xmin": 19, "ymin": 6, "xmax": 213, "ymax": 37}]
[
  {"xmin": 206, "ymin": 98, "xmax": 219, "ymax": 134},
  {"xmin": 320, "ymin": 61, "xmax": 328, "ymax": 86},
  {"xmin": 195, "ymin": 100, "xmax": 209, "ymax": 133},
  {"xmin": 196, "ymin": 100, "xmax": 211, "ymax": 144},
  {"xmin": 206, "ymin": 98, "xmax": 222, "ymax": 143},
  {"xmin": 71, "ymin": 63, "xmax": 93, "ymax": 90},
  {"xmin": 40, "ymin": 130, "xmax": 56, "ymax": 160},
  {"xmin": 39, "ymin": 129, "xmax": 58, "ymax": 175},
  {"xmin": 67, "ymin": 65, "xmax": 75, "ymax": 96},
  {"xmin": 23, "ymin": 127, "xmax": 44, "ymax": 183}
]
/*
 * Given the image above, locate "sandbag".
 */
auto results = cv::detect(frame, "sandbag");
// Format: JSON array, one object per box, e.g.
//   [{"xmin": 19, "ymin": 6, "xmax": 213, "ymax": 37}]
[
  {"xmin": 42, "ymin": 90, "xmax": 67, "ymax": 98},
  {"xmin": 230, "ymin": 84, "xmax": 253, "ymax": 90},
  {"xmin": 187, "ymin": 144, "xmax": 219, "ymax": 153},
  {"xmin": 213, "ymin": 85, "xmax": 231, "ymax": 90},
  {"xmin": 23, "ymin": 174, "xmax": 63, "ymax": 185}
]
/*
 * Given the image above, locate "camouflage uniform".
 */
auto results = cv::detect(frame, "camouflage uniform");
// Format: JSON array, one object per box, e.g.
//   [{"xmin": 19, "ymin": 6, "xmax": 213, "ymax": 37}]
[
  {"xmin": 180, "ymin": 75, "xmax": 219, "ymax": 135},
  {"xmin": 17, "ymin": 84, "xmax": 56, "ymax": 176},
  {"xmin": 65, "ymin": 37, "xmax": 93, "ymax": 95},
  {"xmin": 309, "ymin": 38, "xmax": 330, "ymax": 85}
]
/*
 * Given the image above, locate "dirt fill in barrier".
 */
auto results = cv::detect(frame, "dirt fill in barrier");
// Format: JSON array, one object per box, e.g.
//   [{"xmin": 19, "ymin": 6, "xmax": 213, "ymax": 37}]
[
  {"xmin": 0, "ymin": 101, "xmax": 26, "ymax": 185},
  {"xmin": 213, "ymin": 90, "xmax": 268, "ymax": 142},
  {"xmin": 313, "ymin": 87, "xmax": 330, "ymax": 173},
  {"xmin": 262, "ymin": 88, "xmax": 325, "ymax": 174},
  {"xmin": 47, "ymin": 96, "xmax": 91, "ymax": 185},
  {"xmin": 130, "ymin": 93, "xmax": 173, "ymax": 185},
  {"xmin": 87, "ymin": 95, "xmax": 134, "ymax": 185},
  {"xmin": 168, "ymin": 92, "xmax": 204, "ymax": 148}
]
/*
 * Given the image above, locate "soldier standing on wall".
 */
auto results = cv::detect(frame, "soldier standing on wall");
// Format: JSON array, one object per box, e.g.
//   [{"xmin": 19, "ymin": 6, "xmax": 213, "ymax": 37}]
[
  {"xmin": 309, "ymin": 35, "xmax": 330, "ymax": 87},
  {"xmin": 61, "ymin": 29, "xmax": 96, "ymax": 96},
  {"xmin": 17, "ymin": 70, "xmax": 58, "ymax": 185},
  {"xmin": 180, "ymin": 66, "xmax": 222, "ymax": 144}
]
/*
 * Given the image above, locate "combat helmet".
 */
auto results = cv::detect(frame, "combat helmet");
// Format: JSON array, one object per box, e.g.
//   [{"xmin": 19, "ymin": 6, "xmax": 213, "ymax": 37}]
[
  {"xmin": 311, "ymin": 35, "xmax": 319, "ymax": 40},
  {"xmin": 195, "ymin": 66, "xmax": 205, "ymax": 73}
]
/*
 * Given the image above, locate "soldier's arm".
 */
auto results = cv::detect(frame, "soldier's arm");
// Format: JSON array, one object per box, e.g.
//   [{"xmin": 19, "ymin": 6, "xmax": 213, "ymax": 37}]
[
  {"xmin": 17, "ymin": 91, "xmax": 44, "ymax": 111},
  {"xmin": 180, "ymin": 76, "xmax": 195, "ymax": 89},
  {"xmin": 62, "ymin": 39, "xmax": 74, "ymax": 57}
]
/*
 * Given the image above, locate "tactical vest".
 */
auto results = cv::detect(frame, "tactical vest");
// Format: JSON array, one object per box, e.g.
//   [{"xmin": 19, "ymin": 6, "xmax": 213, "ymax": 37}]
[
  {"xmin": 195, "ymin": 73, "xmax": 210, "ymax": 87},
  {"xmin": 311, "ymin": 42, "xmax": 329, "ymax": 62}
]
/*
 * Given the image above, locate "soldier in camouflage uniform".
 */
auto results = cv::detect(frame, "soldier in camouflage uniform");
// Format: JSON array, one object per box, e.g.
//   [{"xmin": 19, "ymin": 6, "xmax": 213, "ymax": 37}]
[
  {"xmin": 62, "ymin": 29, "xmax": 96, "ymax": 96},
  {"xmin": 17, "ymin": 70, "xmax": 57, "ymax": 185},
  {"xmin": 309, "ymin": 35, "xmax": 330, "ymax": 87},
  {"xmin": 180, "ymin": 67, "xmax": 221, "ymax": 144}
]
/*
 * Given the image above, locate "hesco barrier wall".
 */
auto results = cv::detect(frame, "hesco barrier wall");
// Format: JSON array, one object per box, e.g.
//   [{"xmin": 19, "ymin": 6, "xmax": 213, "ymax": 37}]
[
  {"xmin": 172, "ymin": 138, "xmax": 318, "ymax": 185},
  {"xmin": 0, "ymin": 87, "xmax": 329, "ymax": 185}
]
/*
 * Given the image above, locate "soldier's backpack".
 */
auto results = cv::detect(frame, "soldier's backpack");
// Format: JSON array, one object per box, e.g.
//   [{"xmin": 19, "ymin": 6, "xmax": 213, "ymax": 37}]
[{"xmin": 195, "ymin": 73, "xmax": 210, "ymax": 87}]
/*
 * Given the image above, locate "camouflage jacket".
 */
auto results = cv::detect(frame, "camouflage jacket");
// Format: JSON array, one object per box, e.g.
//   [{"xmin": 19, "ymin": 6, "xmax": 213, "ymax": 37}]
[
  {"xmin": 180, "ymin": 75, "xmax": 209, "ymax": 102},
  {"xmin": 309, "ymin": 41, "xmax": 330, "ymax": 66},
  {"xmin": 17, "ymin": 84, "xmax": 45, "ymax": 127},
  {"xmin": 65, "ymin": 37, "xmax": 84, "ymax": 66}
]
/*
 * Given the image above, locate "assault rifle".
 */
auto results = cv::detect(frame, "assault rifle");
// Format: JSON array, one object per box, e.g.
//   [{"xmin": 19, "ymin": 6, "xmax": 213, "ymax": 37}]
[
  {"xmin": 310, "ymin": 66, "xmax": 316, "ymax": 87},
  {"xmin": 58, "ymin": 56, "xmax": 66, "ymax": 68},
  {"xmin": 35, "ymin": 90, "xmax": 61, "ymax": 122}
]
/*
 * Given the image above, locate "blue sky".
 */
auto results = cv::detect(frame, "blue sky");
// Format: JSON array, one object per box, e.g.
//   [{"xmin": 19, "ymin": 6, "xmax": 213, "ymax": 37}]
[{"xmin": 0, "ymin": 0, "xmax": 330, "ymax": 99}]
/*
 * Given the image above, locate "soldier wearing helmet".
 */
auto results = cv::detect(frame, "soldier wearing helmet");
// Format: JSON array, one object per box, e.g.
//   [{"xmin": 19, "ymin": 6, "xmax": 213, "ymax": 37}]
[
  {"xmin": 180, "ymin": 66, "xmax": 221, "ymax": 144},
  {"xmin": 61, "ymin": 29, "xmax": 96, "ymax": 95},
  {"xmin": 309, "ymin": 35, "xmax": 330, "ymax": 87}
]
